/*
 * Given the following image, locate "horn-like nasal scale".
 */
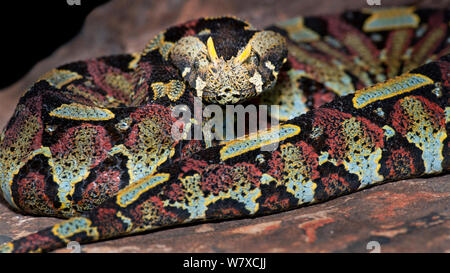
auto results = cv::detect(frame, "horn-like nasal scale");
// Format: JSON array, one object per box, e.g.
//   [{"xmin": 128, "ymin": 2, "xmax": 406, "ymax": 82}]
[
  {"xmin": 207, "ymin": 37, "xmax": 219, "ymax": 62},
  {"xmin": 234, "ymin": 43, "xmax": 252, "ymax": 64}
]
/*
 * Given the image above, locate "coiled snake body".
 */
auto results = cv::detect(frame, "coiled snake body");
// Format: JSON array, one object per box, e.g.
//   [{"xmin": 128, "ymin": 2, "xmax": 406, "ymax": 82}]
[{"xmin": 0, "ymin": 7, "xmax": 449, "ymax": 252}]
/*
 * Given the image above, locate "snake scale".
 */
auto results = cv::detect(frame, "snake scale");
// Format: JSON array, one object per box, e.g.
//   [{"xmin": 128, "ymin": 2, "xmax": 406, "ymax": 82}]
[{"xmin": 0, "ymin": 7, "xmax": 449, "ymax": 253}]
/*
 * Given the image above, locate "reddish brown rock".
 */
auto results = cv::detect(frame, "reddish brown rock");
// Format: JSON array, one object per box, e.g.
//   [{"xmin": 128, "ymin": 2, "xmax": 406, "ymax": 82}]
[{"xmin": 0, "ymin": 0, "xmax": 449, "ymax": 253}]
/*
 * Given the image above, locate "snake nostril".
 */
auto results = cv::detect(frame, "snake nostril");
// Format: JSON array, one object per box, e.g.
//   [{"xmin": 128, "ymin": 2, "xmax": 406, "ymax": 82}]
[{"xmin": 224, "ymin": 88, "xmax": 231, "ymax": 92}]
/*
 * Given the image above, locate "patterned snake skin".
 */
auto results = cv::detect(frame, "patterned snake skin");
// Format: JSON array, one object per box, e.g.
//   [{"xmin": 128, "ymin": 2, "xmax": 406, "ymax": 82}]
[{"xmin": 0, "ymin": 7, "xmax": 449, "ymax": 252}]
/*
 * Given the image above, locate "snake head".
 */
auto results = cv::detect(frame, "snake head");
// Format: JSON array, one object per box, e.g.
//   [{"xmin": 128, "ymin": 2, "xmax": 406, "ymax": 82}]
[{"xmin": 170, "ymin": 26, "xmax": 287, "ymax": 105}]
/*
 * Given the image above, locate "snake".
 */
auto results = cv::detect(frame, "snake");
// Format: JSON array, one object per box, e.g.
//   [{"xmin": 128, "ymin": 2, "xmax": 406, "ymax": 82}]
[{"xmin": 0, "ymin": 6, "xmax": 449, "ymax": 253}]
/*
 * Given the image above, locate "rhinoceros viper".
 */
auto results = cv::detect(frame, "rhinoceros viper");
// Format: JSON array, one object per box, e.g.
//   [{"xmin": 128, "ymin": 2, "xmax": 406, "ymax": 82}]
[{"xmin": 0, "ymin": 7, "xmax": 449, "ymax": 252}]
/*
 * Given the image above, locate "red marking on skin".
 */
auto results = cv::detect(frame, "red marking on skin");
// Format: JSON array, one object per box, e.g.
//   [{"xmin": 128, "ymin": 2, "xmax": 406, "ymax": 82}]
[
  {"xmin": 3, "ymin": 95, "xmax": 43, "ymax": 151},
  {"xmin": 313, "ymin": 108, "xmax": 384, "ymax": 163},
  {"xmin": 175, "ymin": 18, "xmax": 199, "ymax": 36},
  {"xmin": 409, "ymin": 11, "xmax": 447, "ymax": 62},
  {"xmin": 439, "ymin": 61, "xmax": 449, "ymax": 88},
  {"xmin": 129, "ymin": 104, "xmax": 175, "ymax": 124},
  {"xmin": 312, "ymin": 91, "xmax": 335, "ymax": 109},
  {"xmin": 64, "ymin": 84, "xmax": 101, "ymax": 106},
  {"xmin": 202, "ymin": 164, "xmax": 235, "ymax": 195},
  {"xmin": 16, "ymin": 172, "xmax": 57, "ymax": 215},
  {"xmin": 384, "ymin": 147, "xmax": 417, "ymax": 179},
  {"xmin": 184, "ymin": 28, "xmax": 197, "ymax": 37},
  {"xmin": 50, "ymin": 124, "xmax": 112, "ymax": 169},
  {"xmin": 87, "ymin": 170, "xmax": 121, "ymax": 194},
  {"xmin": 355, "ymin": 82, "xmax": 366, "ymax": 90},
  {"xmin": 385, "ymin": 29, "xmax": 413, "ymax": 54},
  {"xmin": 181, "ymin": 159, "xmax": 209, "ymax": 174},
  {"xmin": 390, "ymin": 95, "xmax": 445, "ymax": 137},
  {"xmin": 414, "ymin": 96, "xmax": 445, "ymax": 130},
  {"xmin": 267, "ymin": 152, "xmax": 284, "ymax": 180},
  {"xmin": 178, "ymin": 140, "xmax": 203, "ymax": 160},
  {"xmin": 268, "ymin": 141, "xmax": 320, "ymax": 182},
  {"xmin": 129, "ymin": 196, "xmax": 179, "ymax": 229},
  {"xmin": 260, "ymin": 192, "xmax": 291, "ymax": 211},
  {"xmin": 320, "ymin": 173, "xmax": 351, "ymax": 199},
  {"xmin": 201, "ymin": 162, "xmax": 262, "ymax": 195},
  {"xmin": 288, "ymin": 56, "xmax": 305, "ymax": 71},
  {"xmin": 133, "ymin": 62, "xmax": 152, "ymax": 101},
  {"xmin": 165, "ymin": 183, "xmax": 185, "ymax": 202},
  {"xmin": 366, "ymin": 191, "xmax": 450, "ymax": 221},
  {"xmin": 94, "ymin": 208, "xmax": 127, "ymax": 236},
  {"xmin": 171, "ymin": 161, "xmax": 262, "ymax": 204},
  {"xmin": 87, "ymin": 59, "xmax": 134, "ymax": 104},
  {"xmin": 15, "ymin": 233, "xmax": 62, "ymax": 253},
  {"xmin": 323, "ymin": 15, "xmax": 379, "ymax": 61},
  {"xmin": 126, "ymin": 104, "xmax": 177, "ymax": 147},
  {"xmin": 384, "ymin": 29, "xmax": 414, "ymax": 75},
  {"xmin": 76, "ymin": 169, "xmax": 121, "ymax": 210},
  {"xmin": 298, "ymin": 218, "xmax": 335, "ymax": 243},
  {"xmin": 288, "ymin": 55, "xmax": 333, "ymax": 82},
  {"xmin": 313, "ymin": 108, "xmax": 352, "ymax": 160},
  {"xmin": 210, "ymin": 206, "xmax": 244, "ymax": 218}
]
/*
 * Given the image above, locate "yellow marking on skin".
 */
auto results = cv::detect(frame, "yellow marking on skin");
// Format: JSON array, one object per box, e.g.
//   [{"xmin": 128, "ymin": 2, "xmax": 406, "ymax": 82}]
[
  {"xmin": 52, "ymin": 217, "xmax": 99, "ymax": 243},
  {"xmin": 287, "ymin": 45, "xmax": 355, "ymax": 96},
  {"xmin": 398, "ymin": 96, "xmax": 446, "ymax": 174},
  {"xmin": 318, "ymin": 151, "xmax": 329, "ymax": 165},
  {"xmin": 167, "ymin": 165, "xmax": 262, "ymax": 219},
  {"xmin": 151, "ymin": 80, "xmax": 185, "ymax": 101},
  {"xmin": 0, "ymin": 242, "xmax": 14, "ymax": 253},
  {"xmin": 340, "ymin": 117, "xmax": 384, "ymax": 187},
  {"xmin": 362, "ymin": 7, "xmax": 420, "ymax": 32},
  {"xmin": 353, "ymin": 73, "xmax": 433, "ymax": 109},
  {"xmin": 276, "ymin": 16, "xmax": 320, "ymax": 42},
  {"xmin": 143, "ymin": 31, "xmax": 175, "ymax": 60},
  {"xmin": 128, "ymin": 52, "xmax": 141, "ymax": 69},
  {"xmin": 382, "ymin": 125, "xmax": 396, "ymax": 139},
  {"xmin": 198, "ymin": 28, "xmax": 211, "ymax": 36},
  {"xmin": 47, "ymin": 124, "xmax": 111, "ymax": 214},
  {"xmin": 260, "ymin": 143, "xmax": 318, "ymax": 204},
  {"xmin": 1, "ymin": 146, "xmax": 51, "ymax": 210},
  {"xmin": 220, "ymin": 124, "xmax": 301, "ymax": 161},
  {"xmin": 403, "ymin": 24, "xmax": 447, "ymax": 73},
  {"xmin": 159, "ymin": 41, "xmax": 175, "ymax": 60},
  {"xmin": 383, "ymin": 29, "xmax": 413, "ymax": 78},
  {"xmin": 49, "ymin": 103, "xmax": 115, "ymax": 121},
  {"xmin": 235, "ymin": 43, "xmax": 252, "ymax": 64},
  {"xmin": 109, "ymin": 142, "xmax": 174, "ymax": 186},
  {"xmin": 207, "ymin": 37, "xmax": 219, "ymax": 62},
  {"xmin": 144, "ymin": 32, "xmax": 164, "ymax": 54},
  {"xmin": 445, "ymin": 107, "xmax": 450, "ymax": 123},
  {"xmin": 116, "ymin": 173, "xmax": 170, "ymax": 207},
  {"xmin": 116, "ymin": 211, "xmax": 134, "ymax": 233},
  {"xmin": 39, "ymin": 69, "xmax": 83, "ymax": 89}
]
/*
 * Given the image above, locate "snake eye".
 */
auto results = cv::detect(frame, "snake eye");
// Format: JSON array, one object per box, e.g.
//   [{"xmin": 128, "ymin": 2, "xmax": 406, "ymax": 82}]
[{"xmin": 250, "ymin": 53, "xmax": 260, "ymax": 66}]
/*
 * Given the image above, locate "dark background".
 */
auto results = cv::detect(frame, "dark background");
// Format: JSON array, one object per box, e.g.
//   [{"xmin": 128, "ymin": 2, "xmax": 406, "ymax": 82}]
[{"xmin": 0, "ymin": 0, "xmax": 109, "ymax": 88}]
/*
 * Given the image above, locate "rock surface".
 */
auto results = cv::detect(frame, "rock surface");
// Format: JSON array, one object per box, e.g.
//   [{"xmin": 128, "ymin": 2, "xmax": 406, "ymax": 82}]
[{"xmin": 0, "ymin": 0, "xmax": 449, "ymax": 253}]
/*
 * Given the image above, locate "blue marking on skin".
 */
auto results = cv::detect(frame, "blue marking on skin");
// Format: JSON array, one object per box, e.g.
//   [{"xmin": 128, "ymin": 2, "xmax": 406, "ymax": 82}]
[{"xmin": 117, "ymin": 173, "xmax": 170, "ymax": 207}]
